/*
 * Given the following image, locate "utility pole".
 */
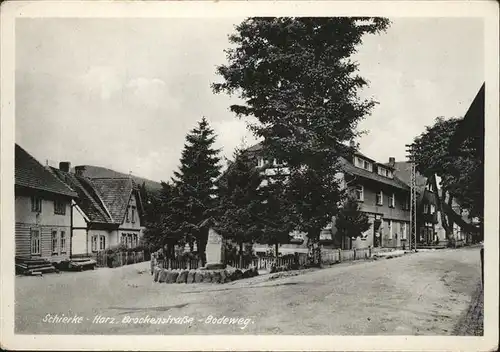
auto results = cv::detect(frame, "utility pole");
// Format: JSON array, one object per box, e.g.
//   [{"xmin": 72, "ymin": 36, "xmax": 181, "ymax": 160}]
[{"xmin": 406, "ymin": 145, "xmax": 418, "ymax": 252}]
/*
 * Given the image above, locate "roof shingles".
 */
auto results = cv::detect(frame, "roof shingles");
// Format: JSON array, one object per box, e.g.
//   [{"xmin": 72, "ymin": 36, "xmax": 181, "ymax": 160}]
[
  {"xmin": 15, "ymin": 144, "xmax": 77, "ymax": 198},
  {"xmin": 90, "ymin": 178, "xmax": 134, "ymax": 224}
]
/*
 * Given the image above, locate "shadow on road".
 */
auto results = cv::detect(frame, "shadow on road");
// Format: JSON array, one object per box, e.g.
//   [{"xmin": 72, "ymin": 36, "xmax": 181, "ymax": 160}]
[{"xmin": 179, "ymin": 281, "xmax": 301, "ymax": 294}]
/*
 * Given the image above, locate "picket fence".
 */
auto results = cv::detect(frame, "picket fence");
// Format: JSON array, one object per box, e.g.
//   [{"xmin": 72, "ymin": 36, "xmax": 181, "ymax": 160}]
[
  {"xmin": 321, "ymin": 247, "xmax": 372, "ymax": 265},
  {"xmin": 225, "ymin": 254, "xmax": 308, "ymax": 270},
  {"xmin": 150, "ymin": 247, "xmax": 375, "ymax": 273},
  {"xmin": 157, "ymin": 257, "xmax": 201, "ymax": 270},
  {"xmin": 94, "ymin": 250, "xmax": 150, "ymax": 268}
]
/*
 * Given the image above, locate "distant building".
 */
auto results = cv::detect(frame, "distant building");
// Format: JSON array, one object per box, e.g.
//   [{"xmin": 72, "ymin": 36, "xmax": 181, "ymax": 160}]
[
  {"xmin": 15, "ymin": 144, "xmax": 78, "ymax": 262},
  {"xmin": 389, "ymin": 161, "xmax": 443, "ymax": 246},
  {"xmin": 50, "ymin": 163, "xmax": 144, "ymax": 256},
  {"xmin": 335, "ymin": 150, "xmax": 411, "ymax": 249},
  {"xmin": 245, "ymin": 142, "xmax": 411, "ymax": 250}
]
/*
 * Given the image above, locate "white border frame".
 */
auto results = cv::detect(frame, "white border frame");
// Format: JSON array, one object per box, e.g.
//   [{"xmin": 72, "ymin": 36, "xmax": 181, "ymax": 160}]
[{"xmin": 1, "ymin": 1, "xmax": 498, "ymax": 351}]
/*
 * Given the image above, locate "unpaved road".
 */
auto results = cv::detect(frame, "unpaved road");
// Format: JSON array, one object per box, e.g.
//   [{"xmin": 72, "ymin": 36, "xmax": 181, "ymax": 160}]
[{"xmin": 15, "ymin": 246, "xmax": 482, "ymax": 335}]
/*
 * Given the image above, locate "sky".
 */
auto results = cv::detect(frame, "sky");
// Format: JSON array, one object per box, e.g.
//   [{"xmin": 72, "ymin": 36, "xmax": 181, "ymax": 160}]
[{"xmin": 15, "ymin": 17, "xmax": 484, "ymax": 183}]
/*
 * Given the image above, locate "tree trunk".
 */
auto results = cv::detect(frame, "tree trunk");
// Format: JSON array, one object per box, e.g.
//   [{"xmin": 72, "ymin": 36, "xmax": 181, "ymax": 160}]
[
  {"xmin": 239, "ymin": 242, "xmax": 244, "ymax": 268},
  {"xmin": 447, "ymin": 195, "xmax": 455, "ymax": 246}
]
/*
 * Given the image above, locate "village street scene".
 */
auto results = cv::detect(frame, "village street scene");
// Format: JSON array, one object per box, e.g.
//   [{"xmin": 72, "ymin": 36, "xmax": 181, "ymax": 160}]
[{"xmin": 14, "ymin": 17, "xmax": 484, "ymax": 336}]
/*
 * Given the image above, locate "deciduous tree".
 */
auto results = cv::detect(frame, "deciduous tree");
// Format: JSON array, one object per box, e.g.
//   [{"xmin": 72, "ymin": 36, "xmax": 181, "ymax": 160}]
[
  {"xmin": 213, "ymin": 17, "xmax": 390, "ymax": 263},
  {"xmin": 408, "ymin": 117, "xmax": 482, "ymax": 240}
]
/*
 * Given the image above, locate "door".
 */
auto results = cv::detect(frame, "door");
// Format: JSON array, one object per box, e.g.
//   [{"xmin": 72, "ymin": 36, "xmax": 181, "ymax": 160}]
[
  {"xmin": 30, "ymin": 228, "xmax": 41, "ymax": 256},
  {"xmin": 373, "ymin": 220, "xmax": 382, "ymax": 247}
]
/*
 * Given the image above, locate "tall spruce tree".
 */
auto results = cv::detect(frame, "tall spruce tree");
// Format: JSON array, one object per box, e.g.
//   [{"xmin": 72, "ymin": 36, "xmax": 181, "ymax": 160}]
[
  {"xmin": 214, "ymin": 148, "xmax": 265, "ymax": 264},
  {"xmin": 171, "ymin": 117, "xmax": 221, "ymax": 265},
  {"xmin": 213, "ymin": 17, "xmax": 390, "ymax": 264},
  {"xmin": 142, "ymin": 181, "xmax": 177, "ymax": 253}
]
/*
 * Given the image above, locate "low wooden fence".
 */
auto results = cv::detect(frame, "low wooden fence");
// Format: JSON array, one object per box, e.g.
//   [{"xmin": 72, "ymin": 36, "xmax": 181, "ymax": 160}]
[
  {"xmin": 157, "ymin": 257, "xmax": 201, "ymax": 270},
  {"xmin": 225, "ymin": 253, "xmax": 309, "ymax": 271},
  {"xmin": 321, "ymin": 247, "xmax": 372, "ymax": 265},
  {"xmin": 94, "ymin": 250, "xmax": 150, "ymax": 268}
]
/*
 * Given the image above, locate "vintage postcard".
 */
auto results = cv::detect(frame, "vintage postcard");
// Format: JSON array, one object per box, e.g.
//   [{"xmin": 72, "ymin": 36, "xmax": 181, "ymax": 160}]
[{"xmin": 1, "ymin": 1, "xmax": 498, "ymax": 351}]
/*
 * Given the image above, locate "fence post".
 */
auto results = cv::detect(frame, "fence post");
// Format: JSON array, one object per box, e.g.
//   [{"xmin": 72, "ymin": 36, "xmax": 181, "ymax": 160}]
[
  {"xmin": 480, "ymin": 246, "xmax": 484, "ymax": 287},
  {"xmin": 354, "ymin": 248, "xmax": 357, "ymax": 260},
  {"xmin": 338, "ymin": 249, "xmax": 342, "ymax": 262}
]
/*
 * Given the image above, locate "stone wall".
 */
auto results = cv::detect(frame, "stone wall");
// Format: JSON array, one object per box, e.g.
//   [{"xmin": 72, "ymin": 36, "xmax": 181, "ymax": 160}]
[{"xmin": 152, "ymin": 266, "xmax": 258, "ymax": 284}]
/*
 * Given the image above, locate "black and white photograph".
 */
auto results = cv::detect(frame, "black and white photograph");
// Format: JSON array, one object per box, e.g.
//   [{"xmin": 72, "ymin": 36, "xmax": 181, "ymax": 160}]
[{"xmin": 1, "ymin": 1, "xmax": 498, "ymax": 351}]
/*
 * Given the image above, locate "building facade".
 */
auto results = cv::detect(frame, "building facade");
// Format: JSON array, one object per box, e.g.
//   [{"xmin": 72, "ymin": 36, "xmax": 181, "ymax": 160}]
[
  {"xmin": 336, "ymin": 153, "xmax": 411, "ymax": 249},
  {"xmin": 246, "ymin": 143, "xmax": 411, "ymax": 250},
  {"xmin": 15, "ymin": 144, "xmax": 78, "ymax": 262},
  {"xmin": 50, "ymin": 163, "xmax": 144, "ymax": 256}
]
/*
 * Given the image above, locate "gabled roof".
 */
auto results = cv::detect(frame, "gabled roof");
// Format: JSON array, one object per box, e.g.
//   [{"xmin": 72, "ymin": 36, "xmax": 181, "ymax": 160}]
[
  {"xmin": 15, "ymin": 144, "xmax": 78, "ymax": 198},
  {"xmin": 50, "ymin": 168, "xmax": 112, "ymax": 223},
  {"xmin": 245, "ymin": 143, "xmax": 263, "ymax": 153},
  {"xmin": 73, "ymin": 165, "xmax": 162, "ymax": 192},
  {"xmin": 245, "ymin": 142, "xmax": 409, "ymax": 190},
  {"xmin": 340, "ymin": 157, "xmax": 410, "ymax": 190},
  {"xmin": 90, "ymin": 178, "xmax": 138, "ymax": 224}
]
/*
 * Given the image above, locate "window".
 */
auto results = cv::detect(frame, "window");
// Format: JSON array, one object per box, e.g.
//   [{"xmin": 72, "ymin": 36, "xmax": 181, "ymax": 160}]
[
  {"xmin": 423, "ymin": 204, "xmax": 429, "ymax": 214},
  {"xmin": 54, "ymin": 200, "xmax": 66, "ymax": 215},
  {"xmin": 125, "ymin": 207, "xmax": 130, "ymax": 222},
  {"xmin": 257, "ymin": 157, "xmax": 264, "ymax": 167},
  {"xmin": 402, "ymin": 223, "xmax": 407, "ymax": 239},
  {"xmin": 99, "ymin": 235, "xmax": 106, "ymax": 251},
  {"xmin": 31, "ymin": 229, "xmax": 41, "ymax": 255},
  {"xmin": 387, "ymin": 170, "xmax": 394, "ymax": 179},
  {"xmin": 389, "ymin": 193, "xmax": 395, "ymax": 208},
  {"xmin": 430, "ymin": 204, "xmax": 436, "ymax": 214},
  {"xmin": 354, "ymin": 157, "xmax": 372, "ymax": 171},
  {"xmin": 388, "ymin": 220, "xmax": 393, "ymax": 239},
  {"xmin": 131, "ymin": 206, "xmax": 136, "ymax": 223},
  {"xmin": 425, "ymin": 183, "xmax": 432, "ymax": 192},
  {"xmin": 355, "ymin": 185, "xmax": 364, "ymax": 201},
  {"xmin": 355, "ymin": 157, "xmax": 364, "ymax": 168},
  {"xmin": 376, "ymin": 191, "xmax": 383, "ymax": 205},
  {"xmin": 404, "ymin": 197, "xmax": 410, "ymax": 210},
  {"xmin": 133, "ymin": 234, "xmax": 138, "ymax": 247},
  {"xmin": 60, "ymin": 231, "xmax": 66, "ymax": 253},
  {"xmin": 31, "ymin": 196, "xmax": 42, "ymax": 212},
  {"xmin": 121, "ymin": 234, "xmax": 126, "ymax": 245},
  {"xmin": 378, "ymin": 167, "xmax": 387, "ymax": 177},
  {"xmin": 52, "ymin": 230, "xmax": 58, "ymax": 254},
  {"xmin": 91, "ymin": 235, "xmax": 98, "ymax": 252}
]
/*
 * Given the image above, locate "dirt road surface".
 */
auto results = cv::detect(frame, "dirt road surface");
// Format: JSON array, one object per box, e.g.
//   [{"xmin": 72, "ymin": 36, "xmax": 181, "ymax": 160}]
[{"xmin": 15, "ymin": 246, "xmax": 482, "ymax": 335}]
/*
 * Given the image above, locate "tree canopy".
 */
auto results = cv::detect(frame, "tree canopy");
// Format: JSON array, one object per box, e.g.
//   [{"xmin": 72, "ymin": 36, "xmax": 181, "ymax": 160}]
[
  {"xmin": 409, "ymin": 116, "xmax": 483, "ymax": 231},
  {"xmin": 213, "ymin": 17, "xmax": 390, "ymax": 262},
  {"xmin": 335, "ymin": 196, "xmax": 371, "ymax": 243},
  {"xmin": 160, "ymin": 117, "xmax": 222, "ymax": 263},
  {"xmin": 214, "ymin": 148, "xmax": 265, "ymax": 251}
]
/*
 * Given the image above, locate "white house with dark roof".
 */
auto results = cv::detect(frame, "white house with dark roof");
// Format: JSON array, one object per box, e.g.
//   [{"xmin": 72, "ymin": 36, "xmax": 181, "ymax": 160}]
[
  {"xmin": 15, "ymin": 144, "xmax": 78, "ymax": 262},
  {"xmin": 50, "ymin": 163, "xmax": 144, "ymax": 256}
]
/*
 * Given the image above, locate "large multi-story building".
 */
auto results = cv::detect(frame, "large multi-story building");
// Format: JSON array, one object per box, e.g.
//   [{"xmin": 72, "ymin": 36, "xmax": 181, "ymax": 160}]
[{"xmin": 246, "ymin": 142, "xmax": 412, "ymax": 250}]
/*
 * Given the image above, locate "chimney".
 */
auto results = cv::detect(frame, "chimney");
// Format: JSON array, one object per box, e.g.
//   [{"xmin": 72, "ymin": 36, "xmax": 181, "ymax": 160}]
[
  {"xmin": 388, "ymin": 157, "xmax": 395, "ymax": 167},
  {"xmin": 59, "ymin": 161, "xmax": 71, "ymax": 172},
  {"xmin": 75, "ymin": 165, "xmax": 86, "ymax": 177}
]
